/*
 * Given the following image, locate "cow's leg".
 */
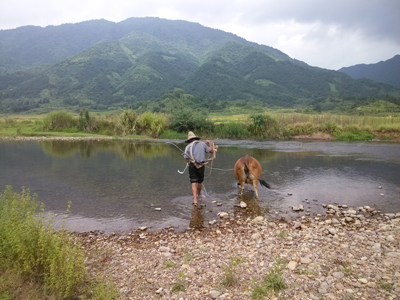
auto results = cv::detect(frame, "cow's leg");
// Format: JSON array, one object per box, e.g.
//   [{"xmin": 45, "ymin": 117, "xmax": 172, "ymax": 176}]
[
  {"xmin": 253, "ymin": 180, "xmax": 259, "ymax": 198},
  {"xmin": 239, "ymin": 180, "xmax": 245, "ymax": 195}
]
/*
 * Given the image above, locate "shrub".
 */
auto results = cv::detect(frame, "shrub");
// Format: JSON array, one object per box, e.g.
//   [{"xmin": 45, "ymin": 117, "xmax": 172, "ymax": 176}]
[
  {"xmin": 249, "ymin": 114, "xmax": 284, "ymax": 139},
  {"xmin": 169, "ymin": 109, "xmax": 214, "ymax": 133},
  {"xmin": 137, "ymin": 112, "xmax": 167, "ymax": 138},
  {"xmin": 0, "ymin": 187, "xmax": 84, "ymax": 297},
  {"xmin": 0, "ymin": 186, "xmax": 118, "ymax": 299},
  {"xmin": 115, "ymin": 109, "xmax": 139, "ymax": 135},
  {"xmin": 42, "ymin": 111, "xmax": 77, "ymax": 131},
  {"xmin": 214, "ymin": 121, "xmax": 248, "ymax": 138}
]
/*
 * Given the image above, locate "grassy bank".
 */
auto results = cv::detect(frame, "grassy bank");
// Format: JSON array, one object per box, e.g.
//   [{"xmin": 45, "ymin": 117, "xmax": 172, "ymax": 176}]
[
  {"xmin": 0, "ymin": 186, "xmax": 118, "ymax": 300},
  {"xmin": 1, "ymin": 110, "xmax": 400, "ymax": 141}
]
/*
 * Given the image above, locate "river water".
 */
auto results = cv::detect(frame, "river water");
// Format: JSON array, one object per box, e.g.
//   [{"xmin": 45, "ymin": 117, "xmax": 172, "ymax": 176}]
[{"xmin": 1, "ymin": 139, "xmax": 399, "ymax": 232}]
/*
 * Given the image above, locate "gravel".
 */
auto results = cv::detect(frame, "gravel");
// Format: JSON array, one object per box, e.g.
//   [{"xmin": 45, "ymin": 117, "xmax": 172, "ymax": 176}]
[{"xmin": 72, "ymin": 205, "xmax": 400, "ymax": 300}]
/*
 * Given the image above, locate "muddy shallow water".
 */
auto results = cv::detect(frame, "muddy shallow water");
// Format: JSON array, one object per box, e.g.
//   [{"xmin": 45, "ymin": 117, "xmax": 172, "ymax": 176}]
[{"xmin": 1, "ymin": 139, "xmax": 399, "ymax": 232}]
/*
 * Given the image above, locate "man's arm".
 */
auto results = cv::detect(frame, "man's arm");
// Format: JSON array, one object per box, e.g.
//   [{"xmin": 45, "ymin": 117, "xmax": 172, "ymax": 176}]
[{"xmin": 205, "ymin": 140, "xmax": 214, "ymax": 153}]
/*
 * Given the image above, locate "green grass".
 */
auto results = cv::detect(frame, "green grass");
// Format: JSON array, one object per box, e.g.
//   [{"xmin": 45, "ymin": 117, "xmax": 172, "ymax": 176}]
[
  {"xmin": 0, "ymin": 186, "xmax": 118, "ymax": 300},
  {"xmin": 1, "ymin": 110, "xmax": 400, "ymax": 140},
  {"xmin": 220, "ymin": 257, "xmax": 243, "ymax": 287},
  {"xmin": 251, "ymin": 255, "xmax": 287, "ymax": 299},
  {"xmin": 171, "ymin": 271, "xmax": 187, "ymax": 292}
]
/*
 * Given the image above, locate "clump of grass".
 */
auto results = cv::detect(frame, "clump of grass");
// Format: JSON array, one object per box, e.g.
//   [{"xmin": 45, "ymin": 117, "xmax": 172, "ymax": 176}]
[
  {"xmin": 221, "ymin": 256, "xmax": 243, "ymax": 287},
  {"xmin": 251, "ymin": 255, "xmax": 287, "ymax": 299},
  {"xmin": 171, "ymin": 271, "xmax": 187, "ymax": 292},
  {"xmin": 335, "ymin": 127, "xmax": 374, "ymax": 141},
  {"xmin": 276, "ymin": 230, "xmax": 287, "ymax": 238},
  {"xmin": 0, "ymin": 186, "xmax": 118, "ymax": 299},
  {"xmin": 379, "ymin": 280, "xmax": 393, "ymax": 291},
  {"xmin": 164, "ymin": 260, "xmax": 176, "ymax": 268}
]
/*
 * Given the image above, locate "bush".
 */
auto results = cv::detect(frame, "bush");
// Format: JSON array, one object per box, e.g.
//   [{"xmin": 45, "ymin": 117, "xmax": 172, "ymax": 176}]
[
  {"xmin": 169, "ymin": 109, "xmax": 214, "ymax": 133},
  {"xmin": 249, "ymin": 114, "xmax": 284, "ymax": 139},
  {"xmin": 0, "ymin": 187, "xmax": 84, "ymax": 297},
  {"xmin": 42, "ymin": 111, "xmax": 77, "ymax": 131},
  {"xmin": 0, "ymin": 186, "xmax": 118, "ymax": 299},
  {"xmin": 214, "ymin": 121, "xmax": 249, "ymax": 138}
]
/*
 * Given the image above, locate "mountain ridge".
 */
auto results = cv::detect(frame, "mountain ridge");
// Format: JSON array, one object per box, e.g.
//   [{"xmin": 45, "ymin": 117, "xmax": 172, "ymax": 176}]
[
  {"xmin": 338, "ymin": 55, "xmax": 400, "ymax": 89},
  {"xmin": 0, "ymin": 17, "xmax": 399, "ymax": 113}
]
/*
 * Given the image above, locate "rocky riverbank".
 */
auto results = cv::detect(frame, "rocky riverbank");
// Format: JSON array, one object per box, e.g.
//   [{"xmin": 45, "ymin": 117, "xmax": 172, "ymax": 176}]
[{"xmin": 73, "ymin": 205, "xmax": 400, "ymax": 300}]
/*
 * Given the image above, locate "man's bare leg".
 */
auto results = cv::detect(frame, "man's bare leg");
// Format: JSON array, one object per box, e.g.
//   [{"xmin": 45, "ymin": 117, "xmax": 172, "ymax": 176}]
[
  {"xmin": 197, "ymin": 183, "xmax": 202, "ymax": 198},
  {"xmin": 191, "ymin": 182, "xmax": 198, "ymax": 205}
]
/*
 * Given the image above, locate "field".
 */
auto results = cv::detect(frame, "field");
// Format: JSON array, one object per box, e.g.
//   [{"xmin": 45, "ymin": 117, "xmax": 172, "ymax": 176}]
[{"xmin": 1, "ymin": 110, "xmax": 400, "ymax": 141}]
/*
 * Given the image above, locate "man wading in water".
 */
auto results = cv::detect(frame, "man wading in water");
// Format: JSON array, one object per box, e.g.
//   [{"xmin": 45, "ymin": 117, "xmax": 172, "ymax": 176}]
[{"xmin": 184, "ymin": 131, "xmax": 214, "ymax": 206}]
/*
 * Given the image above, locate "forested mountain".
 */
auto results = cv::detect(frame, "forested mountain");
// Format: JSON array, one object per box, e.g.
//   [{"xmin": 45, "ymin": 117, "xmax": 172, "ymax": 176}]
[
  {"xmin": 338, "ymin": 55, "xmax": 400, "ymax": 89},
  {"xmin": 0, "ymin": 17, "xmax": 399, "ymax": 113}
]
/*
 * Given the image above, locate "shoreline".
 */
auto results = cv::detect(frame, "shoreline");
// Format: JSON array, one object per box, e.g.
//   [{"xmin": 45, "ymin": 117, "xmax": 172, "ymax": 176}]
[
  {"xmin": 73, "ymin": 205, "xmax": 400, "ymax": 300},
  {"xmin": 1, "ymin": 132, "xmax": 400, "ymax": 142}
]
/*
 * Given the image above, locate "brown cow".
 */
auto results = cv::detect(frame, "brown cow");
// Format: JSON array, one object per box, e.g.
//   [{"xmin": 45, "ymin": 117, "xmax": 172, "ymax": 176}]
[{"xmin": 234, "ymin": 155, "xmax": 271, "ymax": 198}]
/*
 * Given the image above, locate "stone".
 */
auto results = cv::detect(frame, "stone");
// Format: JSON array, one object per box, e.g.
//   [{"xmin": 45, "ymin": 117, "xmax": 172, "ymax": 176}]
[
  {"xmin": 154, "ymin": 207, "xmax": 161, "ymax": 211},
  {"xmin": 138, "ymin": 226, "xmax": 147, "ymax": 231},
  {"xmin": 318, "ymin": 282, "xmax": 329, "ymax": 294},
  {"xmin": 209, "ymin": 220, "xmax": 217, "ymax": 225},
  {"xmin": 240, "ymin": 201, "xmax": 247, "ymax": 208},
  {"xmin": 300, "ymin": 256, "xmax": 312, "ymax": 264},
  {"xmin": 346, "ymin": 209, "xmax": 357, "ymax": 215},
  {"xmin": 209, "ymin": 290, "xmax": 220, "ymax": 299},
  {"xmin": 251, "ymin": 232, "xmax": 261, "ymax": 240},
  {"xmin": 292, "ymin": 205, "xmax": 304, "ymax": 211},
  {"xmin": 358, "ymin": 278, "xmax": 368, "ymax": 284},
  {"xmin": 335, "ymin": 282, "xmax": 344, "ymax": 290},
  {"xmin": 159, "ymin": 246, "xmax": 170, "ymax": 252},
  {"xmin": 253, "ymin": 216, "xmax": 264, "ymax": 223},
  {"xmin": 332, "ymin": 272, "xmax": 344, "ymax": 279},
  {"xmin": 287, "ymin": 261, "xmax": 297, "ymax": 270},
  {"xmin": 386, "ymin": 235, "xmax": 395, "ymax": 242},
  {"xmin": 218, "ymin": 212, "xmax": 229, "ymax": 219},
  {"xmin": 367, "ymin": 282, "xmax": 377, "ymax": 288},
  {"xmin": 293, "ymin": 222, "xmax": 302, "ymax": 229},
  {"xmin": 328, "ymin": 228, "xmax": 337, "ymax": 235}
]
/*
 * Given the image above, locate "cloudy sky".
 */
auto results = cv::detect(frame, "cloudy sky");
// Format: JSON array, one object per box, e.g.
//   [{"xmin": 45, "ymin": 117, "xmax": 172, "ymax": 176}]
[{"xmin": 1, "ymin": 0, "xmax": 399, "ymax": 70}]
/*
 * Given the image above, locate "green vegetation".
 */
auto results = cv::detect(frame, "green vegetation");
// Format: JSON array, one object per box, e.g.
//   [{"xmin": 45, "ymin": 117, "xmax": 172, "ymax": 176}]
[
  {"xmin": 220, "ymin": 257, "xmax": 243, "ymax": 287},
  {"xmin": 171, "ymin": 271, "xmax": 187, "ymax": 292},
  {"xmin": 0, "ymin": 186, "xmax": 118, "ymax": 300},
  {"xmin": 1, "ymin": 18, "xmax": 399, "ymax": 115},
  {"xmin": 1, "ymin": 108, "xmax": 400, "ymax": 141},
  {"xmin": 251, "ymin": 255, "xmax": 287, "ymax": 299}
]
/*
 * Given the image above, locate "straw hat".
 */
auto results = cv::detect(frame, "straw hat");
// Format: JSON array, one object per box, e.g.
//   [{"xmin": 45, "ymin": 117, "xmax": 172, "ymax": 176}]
[{"xmin": 185, "ymin": 131, "xmax": 200, "ymax": 143}]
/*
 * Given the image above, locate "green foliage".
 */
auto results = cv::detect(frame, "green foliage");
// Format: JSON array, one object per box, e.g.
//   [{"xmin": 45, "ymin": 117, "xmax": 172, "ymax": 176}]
[
  {"xmin": 251, "ymin": 255, "xmax": 287, "ymax": 299},
  {"xmin": 1, "ymin": 18, "xmax": 399, "ymax": 114},
  {"xmin": 0, "ymin": 186, "xmax": 118, "ymax": 299},
  {"xmin": 249, "ymin": 114, "xmax": 284, "ymax": 139},
  {"xmin": 335, "ymin": 126, "xmax": 374, "ymax": 141},
  {"xmin": 221, "ymin": 257, "xmax": 243, "ymax": 287},
  {"xmin": 0, "ymin": 186, "xmax": 84, "ymax": 298},
  {"xmin": 42, "ymin": 110, "xmax": 77, "ymax": 131},
  {"xmin": 169, "ymin": 109, "xmax": 214, "ymax": 133},
  {"xmin": 115, "ymin": 110, "xmax": 167, "ymax": 137},
  {"xmin": 213, "ymin": 121, "xmax": 248, "ymax": 138},
  {"xmin": 171, "ymin": 271, "xmax": 187, "ymax": 292}
]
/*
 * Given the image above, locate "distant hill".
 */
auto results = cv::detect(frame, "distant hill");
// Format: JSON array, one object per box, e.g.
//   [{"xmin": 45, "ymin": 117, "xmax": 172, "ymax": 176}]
[
  {"xmin": 338, "ymin": 55, "xmax": 400, "ymax": 89},
  {"xmin": 0, "ymin": 17, "xmax": 399, "ymax": 113}
]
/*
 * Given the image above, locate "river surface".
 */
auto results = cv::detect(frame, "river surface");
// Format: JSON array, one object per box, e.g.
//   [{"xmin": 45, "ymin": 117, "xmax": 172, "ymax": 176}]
[{"xmin": 1, "ymin": 139, "xmax": 399, "ymax": 232}]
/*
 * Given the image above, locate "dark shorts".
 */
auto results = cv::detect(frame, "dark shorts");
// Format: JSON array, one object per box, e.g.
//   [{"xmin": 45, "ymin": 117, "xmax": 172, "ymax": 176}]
[{"xmin": 189, "ymin": 162, "xmax": 205, "ymax": 183}]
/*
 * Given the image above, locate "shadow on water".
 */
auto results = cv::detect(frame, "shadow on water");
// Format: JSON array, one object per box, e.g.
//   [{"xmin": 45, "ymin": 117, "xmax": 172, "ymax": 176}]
[{"xmin": 0, "ymin": 139, "xmax": 399, "ymax": 233}]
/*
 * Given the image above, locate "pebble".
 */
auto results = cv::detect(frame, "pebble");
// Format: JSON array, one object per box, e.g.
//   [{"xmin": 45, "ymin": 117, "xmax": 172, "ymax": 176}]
[
  {"xmin": 240, "ymin": 201, "xmax": 247, "ymax": 208},
  {"xmin": 287, "ymin": 261, "xmax": 297, "ymax": 270}
]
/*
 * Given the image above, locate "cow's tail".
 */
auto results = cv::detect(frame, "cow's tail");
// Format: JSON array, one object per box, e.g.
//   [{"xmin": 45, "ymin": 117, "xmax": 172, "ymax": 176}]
[{"xmin": 259, "ymin": 179, "xmax": 271, "ymax": 189}]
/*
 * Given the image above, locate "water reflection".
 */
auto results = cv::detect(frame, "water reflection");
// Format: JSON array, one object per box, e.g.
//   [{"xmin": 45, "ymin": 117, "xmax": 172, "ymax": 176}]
[
  {"xmin": 40, "ymin": 140, "xmax": 174, "ymax": 160},
  {"xmin": 0, "ymin": 139, "xmax": 399, "ymax": 233}
]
